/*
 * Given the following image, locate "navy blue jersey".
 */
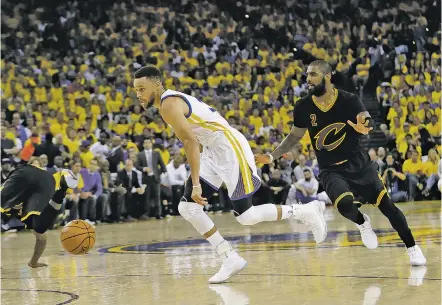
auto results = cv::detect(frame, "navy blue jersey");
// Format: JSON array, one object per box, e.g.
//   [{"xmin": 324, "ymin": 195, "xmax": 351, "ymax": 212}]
[{"xmin": 293, "ymin": 89, "xmax": 368, "ymax": 168}]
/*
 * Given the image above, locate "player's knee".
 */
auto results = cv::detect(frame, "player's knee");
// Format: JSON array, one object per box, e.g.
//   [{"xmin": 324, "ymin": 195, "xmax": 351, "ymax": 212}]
[
  {"xmin": 336, "ymin": 195, "xmax": 355, "ymax": 215},
  {"xmin": 178, "ymin": 201, "xmax": 204, "ymax": 221},
  {"xmin": 235, "ymin": 206, "xmax": 258, "ymax": 226}
]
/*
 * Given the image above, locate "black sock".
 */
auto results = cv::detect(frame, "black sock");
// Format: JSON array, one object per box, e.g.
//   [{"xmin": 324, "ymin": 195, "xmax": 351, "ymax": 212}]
[
  {"xmin": 377, "ymin": 195, "xmax": 415, "ymax": 248},
  {"xmin": 336, "ymin": 196, "xmax": 365, "ymax": 225}
]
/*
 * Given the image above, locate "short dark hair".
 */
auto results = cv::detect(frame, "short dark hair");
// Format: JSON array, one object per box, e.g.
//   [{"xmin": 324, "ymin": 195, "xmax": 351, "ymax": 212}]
[
  {"xmin": 134, "ymin": 65, "xmax": 163, "ymax": 81},
  {"xmin": 309, "ymin": 60, "xmax": 333, "ymax": 75}
]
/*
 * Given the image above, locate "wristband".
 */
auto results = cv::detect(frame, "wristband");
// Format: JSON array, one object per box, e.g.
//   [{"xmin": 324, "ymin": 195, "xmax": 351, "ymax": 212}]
[
  {"xmin": 266, "ymin": 153, "xmax": 274, "ymax": 163},
  {"xmin": 192, "ymin": 184, "xmax": 201, "ymax": 188}
]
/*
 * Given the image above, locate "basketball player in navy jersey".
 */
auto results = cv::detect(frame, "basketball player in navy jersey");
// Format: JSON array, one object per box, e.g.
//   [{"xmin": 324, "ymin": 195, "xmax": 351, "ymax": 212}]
[{"xmin": 256, "ymin": 60, "xmax": 426, "ymax": 266}]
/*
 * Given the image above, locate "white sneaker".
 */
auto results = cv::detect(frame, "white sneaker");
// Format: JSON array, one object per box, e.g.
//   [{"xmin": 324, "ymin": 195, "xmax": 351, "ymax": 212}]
[
  {"xmin": 208, "ymin": 241, "xmax": 247, "ymax": 284},
  {"xmin": 408, "ymin": 266, "xmax": 427, "ymax": 286},
  {"xmin": 407, "ymin": 245, "xmax": 426, "ymax": 266},
  {"xmin": 356, "ymin": 214, "xmax": 378, "ymax": 249},
  {"xmin": 292, "ymin": 201, "xmax": 327, "ymax": 243}
]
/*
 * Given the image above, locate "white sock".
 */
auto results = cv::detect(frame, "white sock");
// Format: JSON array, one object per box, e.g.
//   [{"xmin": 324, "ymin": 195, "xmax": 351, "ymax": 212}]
[
  {"xmin": 207, "ymin": 230, "xmax": 225, "ymax": 248},
  {"xmin": 280, "ymin": 205, "xmax": 293, "ymax": 219},
  {"xmin": 49, "ymin": 200, "xmax": 62, "ymax": 210},
  {"xmin": 291, "ymin": 204, "xmax": 303, "ymax": 220},
  {"xmin": 178, "ymin": 201, "xmax": 226, "ymax": 248},
  {"xmin": 254, "ymin": 204, "xmax": 293, "ymax": 221},
  {"xmin": 236, "ymin": 204, "xmax": 294, "ymax": 225}
]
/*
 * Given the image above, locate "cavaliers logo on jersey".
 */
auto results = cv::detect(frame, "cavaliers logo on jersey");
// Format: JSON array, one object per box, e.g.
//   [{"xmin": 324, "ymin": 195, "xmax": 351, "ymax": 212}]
[{"xmin": 314, "ymin": 122, "xmax": 346, "ymax": 151}]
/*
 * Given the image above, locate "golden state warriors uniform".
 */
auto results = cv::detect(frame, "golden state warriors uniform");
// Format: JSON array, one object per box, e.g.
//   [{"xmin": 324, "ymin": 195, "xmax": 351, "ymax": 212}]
[
  {"xmin": 161, "ymin": 89, "xmax": 261, "ymax": 200},
  {"xmin": 292, "ymin": 89, "xmax": 387, "ymax": 207}
]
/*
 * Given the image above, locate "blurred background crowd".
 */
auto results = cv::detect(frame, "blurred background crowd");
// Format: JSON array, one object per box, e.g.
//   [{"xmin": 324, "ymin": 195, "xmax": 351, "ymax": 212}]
[{"xmin": 1, "ymin": 0, "xmax": 441, "ymax": 232}]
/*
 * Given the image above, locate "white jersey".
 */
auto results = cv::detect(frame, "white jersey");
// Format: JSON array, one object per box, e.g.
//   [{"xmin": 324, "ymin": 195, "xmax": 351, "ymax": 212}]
[
  {"xmin": 160, "ymin": 89, "xmax": 261, "ymax": 200},
  {"xmin": 161, "ymin": 89, "xmax": 231, "ymax": 147}
]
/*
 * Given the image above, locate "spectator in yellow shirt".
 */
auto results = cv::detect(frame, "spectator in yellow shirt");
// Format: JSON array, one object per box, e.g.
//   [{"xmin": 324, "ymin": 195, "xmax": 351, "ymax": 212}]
[
  {"xmin": 422, "ymin": 149, "xmax": 441, "ymax": 197},
  {"xmin": 402, "ymin": 151, "xmax": 424, "ymax": 200},
  {"xmin": 425, "ymin": 115, "xmax": 440, "ymax": 139},
  {"xmin": 63, "ymin": 129, "xmax": 80, "ymax": 155},
  {"xmin": 249, "ymin": 109, "xmax": 263, "ymax": 134},
  {"xmin": 79, "ymin": 140, "xmax": 94, "ymax": 168}
]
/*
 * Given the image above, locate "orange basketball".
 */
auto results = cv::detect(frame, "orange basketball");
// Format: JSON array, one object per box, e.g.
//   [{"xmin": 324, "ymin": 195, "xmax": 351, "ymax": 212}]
[{"xmin": 60, "ymin": 220, "xmax": 96, "ymax": 255}]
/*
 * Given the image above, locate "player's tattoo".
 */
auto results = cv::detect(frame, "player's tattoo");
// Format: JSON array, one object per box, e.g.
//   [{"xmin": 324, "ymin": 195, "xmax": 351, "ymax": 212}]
[{"xmin": 271, "ymin": 126, "xmax": 306, "ymax": 160}]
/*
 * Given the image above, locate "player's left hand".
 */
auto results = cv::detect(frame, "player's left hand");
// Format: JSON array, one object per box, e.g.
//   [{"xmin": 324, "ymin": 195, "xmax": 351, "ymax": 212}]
[
  {"xmin": 28, "ymin": 262, "xmax": 48, "ymax": 268},
  {"xmin": 191, "ymin": 184, "xmax": 208, "ymax": 206},
  {"xmin": 347, "ymin": 112, "xmax": 373, "ymax": 135}
]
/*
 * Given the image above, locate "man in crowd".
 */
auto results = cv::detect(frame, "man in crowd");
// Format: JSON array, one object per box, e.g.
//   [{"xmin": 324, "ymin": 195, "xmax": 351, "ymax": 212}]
[
  {"xmin": 402, "ymin": 151, "xmax": 425, "ymax": 201},
  {"xmin": 165, "ymin": 154, "xmax": 188, "ymax": 215},
  {"xmin": 293, "ymin": 154, "xmax": 310, "ymax": 181},
  {"xmin": 382, "ymin": 154, "xmax": 408, "ymax": 203},
  {"xmin": 136, "ymin": 138, "xmax": 166, "ymax": 219},
  {"xmin": 114, "ymin": 159, "xmax": 145, "ymax": 221},
  {"xmin": 79, "ymin": 157, "xmax": 103, "ymax": 226},
  {"xmin": 292, "ymin": 168, "xmax": 331, "ymax": 205}
]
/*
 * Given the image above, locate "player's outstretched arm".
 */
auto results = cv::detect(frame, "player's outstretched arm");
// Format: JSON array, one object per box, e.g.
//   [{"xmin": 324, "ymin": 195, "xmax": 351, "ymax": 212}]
[
  {"xmin": 161, "ymin": 97, "xmax": 207, "ymax": 205},
  {"xmin": 255, "ymin": 126, "xmax": 306, "ymax": 164}
]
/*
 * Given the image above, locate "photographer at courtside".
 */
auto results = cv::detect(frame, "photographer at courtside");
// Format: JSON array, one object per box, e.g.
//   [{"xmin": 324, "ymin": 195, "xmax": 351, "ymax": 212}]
[{"xmin": 381, "ymin": 154, "xmax": 408, "ymax": 203}]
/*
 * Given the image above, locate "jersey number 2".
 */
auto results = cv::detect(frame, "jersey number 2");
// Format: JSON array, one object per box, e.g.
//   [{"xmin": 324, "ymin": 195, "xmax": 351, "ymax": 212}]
[{"xmin": 310, "ymin": 114, "xmax": 317, "ymax": 126}]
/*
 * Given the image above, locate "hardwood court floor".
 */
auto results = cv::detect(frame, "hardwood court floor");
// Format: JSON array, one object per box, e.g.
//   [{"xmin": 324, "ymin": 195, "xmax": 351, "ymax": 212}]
[{"xmin": 1, "ymin": 201, "xmax": 441, "ymax": 305}]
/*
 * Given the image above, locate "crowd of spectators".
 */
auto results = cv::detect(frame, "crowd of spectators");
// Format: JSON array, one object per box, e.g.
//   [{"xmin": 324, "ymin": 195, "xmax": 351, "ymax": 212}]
[{"xmin": 1, "ymin": 0, "xmax": 440, "ymax": 231}]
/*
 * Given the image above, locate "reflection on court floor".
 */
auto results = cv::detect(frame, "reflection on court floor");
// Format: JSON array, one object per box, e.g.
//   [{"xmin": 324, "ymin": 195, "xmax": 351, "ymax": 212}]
[{"xmin": 1, "ymin": 201, "xmax": 441, "ymax": 305}]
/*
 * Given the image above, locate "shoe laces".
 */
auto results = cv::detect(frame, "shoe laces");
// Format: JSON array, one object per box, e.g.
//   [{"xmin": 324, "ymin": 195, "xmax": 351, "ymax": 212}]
[
  {"xmin": 358, "ymin": 222, "xmax": 373, "ymax": 235},
  {"xmin": 408, "ymin": 247, "xmax": 420, "ymax": 258},
  {"xmin": 299, "ymin": 210, "xmax": 320, "ymax": 231}
]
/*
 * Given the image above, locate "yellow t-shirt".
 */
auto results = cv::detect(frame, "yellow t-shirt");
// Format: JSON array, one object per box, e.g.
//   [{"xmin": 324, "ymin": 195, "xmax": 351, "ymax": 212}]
[
  {"xmin": 63, "ymin": 138, "xmax": 80, "ymax": 155},
  {"xmin": 80, "ymin": 151, "xmax": 95, "ymax": 168},
  {"xmin": 402, "ymin": 159, "xmax": 424, "ymax": 175},
  {"xmin": 113, "ymin": 124, "xmax": 130, "ymax": 135},
  {"xmin": 207, "ymin": 75, "xmax": 221, "ymax": 88},
  {"xmin": 432, "ymin": 91, "xmax": 441, "ymax": 103},
  {"xmin": 53, "ymin": 171, "xmax": 84, "ymax": 194},
  {"xmin": 225, "ymin": 110, "xmax": 244, "ymax": 120},
  {"xmin": 249, "ymin": 116, "xmax": 263, "ymax": 133},
  {"xmin": 424, "ymin": 160, "xmax": 438, "ymax": 176},
  {"xmin": 425, "ymin": 122, "xmax": 440, "ymax": 137}
]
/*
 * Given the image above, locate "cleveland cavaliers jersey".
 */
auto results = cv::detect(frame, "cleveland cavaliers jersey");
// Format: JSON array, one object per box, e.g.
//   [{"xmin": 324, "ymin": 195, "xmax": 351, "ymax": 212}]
[{"xmin": 160, "ymin": 89, "xmax": 233, "ymax": 146}]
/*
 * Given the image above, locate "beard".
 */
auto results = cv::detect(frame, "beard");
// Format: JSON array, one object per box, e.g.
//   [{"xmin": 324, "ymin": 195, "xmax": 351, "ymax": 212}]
[
  {"xmin": 308, "ymin": 77, "xmax": 327, "ymax": 97},
  {"xmin": 140, "ymin": 99, "xmax": 155, "ymax": 110},
  {"xmin": 305, "ymin": 177, "xmax": 311, "ymax": 182}
]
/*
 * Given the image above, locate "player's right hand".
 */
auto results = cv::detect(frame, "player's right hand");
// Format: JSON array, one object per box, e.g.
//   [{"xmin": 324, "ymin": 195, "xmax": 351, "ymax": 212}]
[
  {"xmin": 254, "ymin": 153, "xmax": 272, "ymax": 165},
  {"xmin": 191, "ymin": 184, "xmax": 208, "ymax": 206}
]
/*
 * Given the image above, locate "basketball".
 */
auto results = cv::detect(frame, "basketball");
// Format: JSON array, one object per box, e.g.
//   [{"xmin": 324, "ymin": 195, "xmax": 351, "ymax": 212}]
[{"xmin": 60, "ymin": 220, "xmax": 96, "ymax": 255}]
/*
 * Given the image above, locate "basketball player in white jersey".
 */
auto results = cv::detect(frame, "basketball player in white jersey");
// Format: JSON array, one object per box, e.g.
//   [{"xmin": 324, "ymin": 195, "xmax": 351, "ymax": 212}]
[{"xmin": 133, "ymin": 65, "xmax": 327, "ymax": 283}]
